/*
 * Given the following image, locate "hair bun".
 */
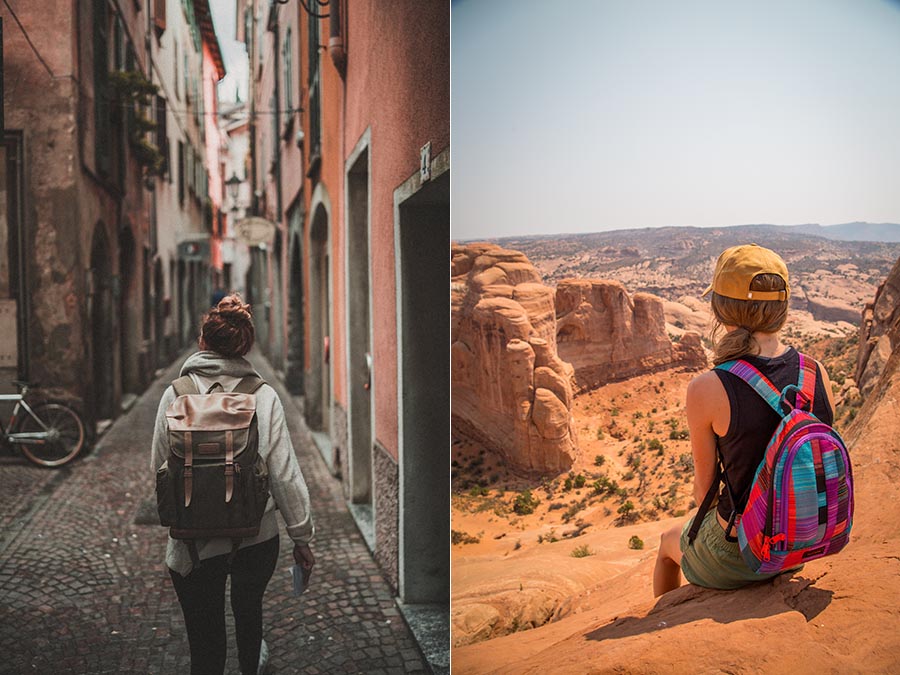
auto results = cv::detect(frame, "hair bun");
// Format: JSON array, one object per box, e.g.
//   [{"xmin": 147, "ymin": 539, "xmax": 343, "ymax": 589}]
[{"xmin": 216, "ymin": 293, "xmax": 252, "ymax": 321}]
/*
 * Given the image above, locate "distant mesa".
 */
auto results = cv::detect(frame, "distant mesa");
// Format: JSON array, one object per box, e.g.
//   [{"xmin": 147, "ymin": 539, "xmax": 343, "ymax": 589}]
[
  {"xmin": 555, "ymin": 279, "xmax": 707, "ymax": 392},
  {"xmin": 451, "ymin": 243, "xmax": 579, "ymax": 475}
]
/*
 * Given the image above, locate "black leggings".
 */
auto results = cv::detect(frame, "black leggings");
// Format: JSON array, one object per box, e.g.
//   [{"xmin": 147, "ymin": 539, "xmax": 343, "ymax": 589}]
[{"xmin": 169, "ymin": 536, "xmax": 280, "ymax": 675}]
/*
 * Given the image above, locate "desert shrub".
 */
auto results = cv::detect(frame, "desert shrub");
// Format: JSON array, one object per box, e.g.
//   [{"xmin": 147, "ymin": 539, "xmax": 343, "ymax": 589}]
[
  {"xmin": 469, "ymin": 484, "xmax": 489, "ymax": 497},
  {"xmin": 574, "ymin": 474, "xmax": 587, "ymax": 489},
  {"xmin": 647, "ymin": 438, "xmax": 664, "ymax": 452},
  {"xmin": 678, "ymin": 453, "xmax": 694, "ymax": 472},
  {"xmin": 594, "ymin": 454, "xmax": 606, "ymax": 467},
  {"xmin": 633, "ymin": 411, "xmax": 644, "ymax": 419},
  {"xmin": 570, "ymin": 545, "xmax": 593, "ymax": 558},
  {"xmin": 596, "ymin": 428, "xmax": 605, "ymax": 440},
  {"xmin": 610, "ymin": 407, "xmax": 620, "ymax": 417},
  {"xmin": 669, "ymin": 428, "xmax": 690, "ymax": 441},
  {"xmin": 648, "ymin": 420, "xmax": 656, "ymax": 432},
  {"xmin": 548, "ymin": 502, "xmax": 566, "ymax": 511},
  {"xmin": 564, "ymin": 477, "xmax": 573, "ymax": 491},
  {"xmin": 627, "ymin": 453, "xmax": 641, "ymax": 469},
  {"xmin": 489, "ymin": 473, "xmax": 500, "ymax": 484},
  {"xmin": 672, "ymin": 509, "xmax": 687, "ymax": 518},
  {"xmin": 623, "ymin": 470, "xmax": 635, "ymax": 481},
  {"xmin": 618, "ymin": 501, "xmax": 636, "ymax": 517},
  {"xmin": 451, "ymin": 530, "xmax": 480, "ymax": 545},
  {"xmin": 513, "ymin": 489, "xmax": 539, "ymax": 515},
  {"xmin": 628, "ymin": 535, "xmax": 644, "ymax": 550},
  {"xmin": 514, "ymin": 540, "xmax": 522, "ymax": 550}
]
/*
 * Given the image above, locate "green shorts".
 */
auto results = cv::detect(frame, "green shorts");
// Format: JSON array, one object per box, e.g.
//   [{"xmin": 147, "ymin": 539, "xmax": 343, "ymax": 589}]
[{"xmin": 679, "ymin": 509, "xmax": 800, "ymax": 590}]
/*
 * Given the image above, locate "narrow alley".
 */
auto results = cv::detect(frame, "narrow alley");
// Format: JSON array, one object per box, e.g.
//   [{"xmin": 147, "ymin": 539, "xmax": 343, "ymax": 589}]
[{"xmin": 0, "ymin": 349, "xmax": 434, "ymax": 674}]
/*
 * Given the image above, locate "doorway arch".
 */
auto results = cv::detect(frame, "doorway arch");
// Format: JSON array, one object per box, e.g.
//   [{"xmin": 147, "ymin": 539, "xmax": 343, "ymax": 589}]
[
  {"xmin": 90, "ymin": 223, "xmax": 115, "ymax": 421},
  {"xmin": 286, "ymin": 232, "xmax": 305, "ymax": 395},
  {"xmin": 307, "ymin": 201, "xmax": 331, "ymax": 434}
]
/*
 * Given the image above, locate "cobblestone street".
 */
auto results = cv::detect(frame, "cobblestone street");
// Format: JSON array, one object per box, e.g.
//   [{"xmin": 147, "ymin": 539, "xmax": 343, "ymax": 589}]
[{"xmin": 0, "ymin": 350, "xmax": 429, "ymax": 674}]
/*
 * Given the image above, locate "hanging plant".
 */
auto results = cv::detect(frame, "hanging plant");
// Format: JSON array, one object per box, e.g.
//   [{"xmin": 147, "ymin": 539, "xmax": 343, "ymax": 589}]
[{"xmin": 108, "ymin": 70, "xmax": 166, "ymax": 177}]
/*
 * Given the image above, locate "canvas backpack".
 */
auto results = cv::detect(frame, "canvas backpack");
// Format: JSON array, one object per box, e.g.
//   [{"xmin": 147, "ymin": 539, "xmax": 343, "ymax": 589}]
[
  {"xmin": 156, "ymin": 374, "xmax": 271, "ymax": 567},
  {"xmin": 689, "ymin": 353, "xmax": 854, "ymax": 574}
]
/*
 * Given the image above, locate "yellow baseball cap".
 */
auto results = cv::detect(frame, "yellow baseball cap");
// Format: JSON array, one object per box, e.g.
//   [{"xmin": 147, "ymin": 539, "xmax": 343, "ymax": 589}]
[{"xmin": 702, "ymin": 244, "xmax": 789, "ymax": 301}]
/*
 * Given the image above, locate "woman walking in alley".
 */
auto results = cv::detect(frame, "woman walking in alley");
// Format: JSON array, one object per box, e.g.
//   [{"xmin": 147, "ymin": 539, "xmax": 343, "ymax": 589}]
[
  {"xmin": 151, "ymin": 293, "xmax": 315, "ymax": 675},
  {"xmin": 652, "ymin": 244, "xmax": 838, "ymax": 596}
]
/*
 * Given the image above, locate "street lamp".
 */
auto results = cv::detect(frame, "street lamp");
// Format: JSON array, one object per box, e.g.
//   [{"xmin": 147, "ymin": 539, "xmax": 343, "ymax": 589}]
[{"xmin": 225, "ymin": 173, "xmax": 242, "ymax": 212}]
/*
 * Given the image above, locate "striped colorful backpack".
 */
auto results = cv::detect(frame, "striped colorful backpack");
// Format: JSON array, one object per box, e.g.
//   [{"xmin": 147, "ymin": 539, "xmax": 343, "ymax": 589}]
[{"xmin": 689, "ymin": 353, "xmax": 854, "ymax": 574}]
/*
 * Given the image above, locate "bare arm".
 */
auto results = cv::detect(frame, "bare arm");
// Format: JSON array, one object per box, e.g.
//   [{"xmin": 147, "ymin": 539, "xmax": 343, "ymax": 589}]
[{"xmin": 686, "ymin": 372, "xmax": 726, "ymax": 507}]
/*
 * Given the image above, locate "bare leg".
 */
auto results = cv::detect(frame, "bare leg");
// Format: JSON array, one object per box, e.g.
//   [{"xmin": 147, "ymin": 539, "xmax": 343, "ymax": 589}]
[{"xmin": 653, "ymin": 524, "xmax": 684, "ymax": 597}]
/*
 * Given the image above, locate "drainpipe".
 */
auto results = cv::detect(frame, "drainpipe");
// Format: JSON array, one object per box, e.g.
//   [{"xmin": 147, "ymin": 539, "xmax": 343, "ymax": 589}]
[{"xmin": 328, "ymin": 0, "xmax": 346, "ymax": 78}]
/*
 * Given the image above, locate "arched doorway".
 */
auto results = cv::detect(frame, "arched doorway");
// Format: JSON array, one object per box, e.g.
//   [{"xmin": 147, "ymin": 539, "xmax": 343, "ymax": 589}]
[
  {"xmin": 346, "ymin": 146, "xmax": 372, "ymax": 506},
  {"xmin": 271, "ymin": 230, "xmax": 284, "ymax": 370},
  {"xmin": 90, "ymin": 224, "xmax": 115, "ymax": 422},
  {"xmin": 154, "ymin": 258, "xmax": 165, "ymax": 368},
  {"xmin": 118, "ymin": 225, "xmax": 136, "ymax": 395},
  {"xmin": 307, "ymin": 202, "xmax": 331, "ymax": 434},
  {"xmin": 286, "ymin": 233, "xmax": 305, "ymax": 395}
]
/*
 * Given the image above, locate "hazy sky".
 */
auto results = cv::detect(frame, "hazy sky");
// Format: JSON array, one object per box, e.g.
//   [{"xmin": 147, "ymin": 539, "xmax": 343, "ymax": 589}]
[
  {"xmin": 452, "ymin": 0, "xmax": 900, "ymax": 240},
  {"xmin": 209, "ymin": 0, "xmax": 249, "ymax": 102}
]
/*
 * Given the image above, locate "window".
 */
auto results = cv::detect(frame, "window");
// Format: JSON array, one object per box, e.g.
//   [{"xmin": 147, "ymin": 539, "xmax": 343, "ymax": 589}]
[
  {"xmin": 283, "ymin": 27, "xmax": 293, "ymax": 115},
  {"xmin": 178, "ymin": 141, "xmax": 185, "ymax": 204},
  {"xmin": 307, "ymin": 6, "xmax": 321, "ymax": 162},
  {"xmin": 93, "ymin": 0, "xmax": 111, "ymax": 176},
  {"xmin": 154, "ymin": 0, "xmax": 166, "ymax": 36},
  {"xmin": 155, "ymin": 95, "xmax": 170, "ymax": 180}
]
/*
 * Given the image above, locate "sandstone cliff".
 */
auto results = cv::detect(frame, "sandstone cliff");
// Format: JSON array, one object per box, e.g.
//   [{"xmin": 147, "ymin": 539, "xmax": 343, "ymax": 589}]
[
  {"xmin": 452, "ymin": 279, "xmax": 900, "ymax": 674},
  {"xmin": 855, "ymin": 256, "xmax": 900, "ymax": 397},
  {"xmin": 451, "ymin": 244, "xmax": 578, "ymax": 475},
  {"xmin": 555, "ymin": 279, "xmax": 707, "ymax": 392}
]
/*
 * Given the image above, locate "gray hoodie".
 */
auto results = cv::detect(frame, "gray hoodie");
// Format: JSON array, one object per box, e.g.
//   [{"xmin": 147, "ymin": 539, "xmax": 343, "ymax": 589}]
[{"xmin": 151, "ymin": 351, "xmax": 315, "ymax": 576}]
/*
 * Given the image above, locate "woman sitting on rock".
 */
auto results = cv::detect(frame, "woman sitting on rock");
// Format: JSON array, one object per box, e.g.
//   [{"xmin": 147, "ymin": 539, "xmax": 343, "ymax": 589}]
[{"xmin": 653, "ymin": 244, "xmax": 836, "ymax": 596}]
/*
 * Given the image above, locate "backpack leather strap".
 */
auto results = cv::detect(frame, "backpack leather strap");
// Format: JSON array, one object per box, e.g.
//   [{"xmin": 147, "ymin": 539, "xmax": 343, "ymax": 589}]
[
  {"xmin": 232, "ymin": 375, "xmax": 265, "ymax": 394},
  {"xmin": 184, "ymin": 431, "xmax": 193, "ymax": 508},
  {"xmin": 224, "ymin": 430, "xmax": 235, "ymax": 503},
  {"xmin": 172, "ymin": 376, "xmax": 199, "ymax": 396}
]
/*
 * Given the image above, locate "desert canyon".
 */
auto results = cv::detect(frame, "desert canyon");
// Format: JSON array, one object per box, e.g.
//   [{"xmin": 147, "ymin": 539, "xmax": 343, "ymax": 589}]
[{"xmin": 451, "ymin": 226, "xmax": 900, "ymax": 674}]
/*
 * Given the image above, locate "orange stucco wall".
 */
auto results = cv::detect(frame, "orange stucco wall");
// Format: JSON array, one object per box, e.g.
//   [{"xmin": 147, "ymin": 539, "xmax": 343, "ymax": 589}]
[{"xmin": 342, "ymin": 2, "xmax": 450, "ymax": 459}]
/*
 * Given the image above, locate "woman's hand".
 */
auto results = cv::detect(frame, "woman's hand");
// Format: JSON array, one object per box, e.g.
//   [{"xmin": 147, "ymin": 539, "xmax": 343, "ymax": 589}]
[{"xmin": 293, "ymin": 543, "xmax": 315, "ymax": 577}]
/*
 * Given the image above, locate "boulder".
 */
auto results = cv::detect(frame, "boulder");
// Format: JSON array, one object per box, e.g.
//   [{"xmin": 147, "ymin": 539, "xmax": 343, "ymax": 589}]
[
  {"xmin": 855, "ymin": 256, "xmax": 900, "ymax": 395},
  {"xmin": 555, "ymin": 279, "xmax": 707, "ymax": 392},
  {"xmin": 451, "ymin": 244, "xmax": 578, "ymax": 475}
]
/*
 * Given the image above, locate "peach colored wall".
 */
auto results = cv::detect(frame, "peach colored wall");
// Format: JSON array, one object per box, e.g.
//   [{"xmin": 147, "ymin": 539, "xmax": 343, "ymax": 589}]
[
  {"xmin": 342, "ymin": 1, "xmax": 450, "ymax": 459},
  {"xmin": 300, "ymin": 9, "xmax": 346, "ymax": 405},
  {"xmin": 203, "ymin": 44, "xmax": 223, "ymax": 271}
]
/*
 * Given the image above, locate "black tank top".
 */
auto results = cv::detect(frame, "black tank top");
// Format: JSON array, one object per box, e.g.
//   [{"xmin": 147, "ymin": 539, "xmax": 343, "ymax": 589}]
[{"xmin": 713, "ymin": 346, "xmax": 834, "ymax": 522}]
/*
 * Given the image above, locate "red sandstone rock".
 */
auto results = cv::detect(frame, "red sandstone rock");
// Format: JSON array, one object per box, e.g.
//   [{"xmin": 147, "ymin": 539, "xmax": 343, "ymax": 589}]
[
  {"xmin": 451, "ymin": 244, "xmax": 578, "ymax": 475},
  {"xmin": 555, "ymin": 279, "xmax": 707, "ymax": 392},
  {"xmin": 452, "ymin": 284, "xmax": 900, "ymax": 675},
  {"xmin": 855, "ymin": 256, "xmax": 900, "ymax": 396}
]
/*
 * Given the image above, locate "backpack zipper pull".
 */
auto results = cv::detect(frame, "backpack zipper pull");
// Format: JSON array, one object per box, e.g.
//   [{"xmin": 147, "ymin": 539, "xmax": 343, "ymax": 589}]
[{"xmin": 762, "ymin": 533, "xmax": 786, "ymax": 561}]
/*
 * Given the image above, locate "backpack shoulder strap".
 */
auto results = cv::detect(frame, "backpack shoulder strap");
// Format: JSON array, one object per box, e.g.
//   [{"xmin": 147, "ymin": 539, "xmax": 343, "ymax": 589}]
[
  {"xmin": 172, "ymin": 376, "xmax": 199, "ymax": 396},
  {"xmin": 715, "ymin": 359, "xmax": 784, "ymax": 415},
  {"xmin": 232, "ymin": 375, "xmax": 266, "ymax": 394},
  {"xmin": 796, "ymin": 353, "xmax": 817, "ymax": 412}
]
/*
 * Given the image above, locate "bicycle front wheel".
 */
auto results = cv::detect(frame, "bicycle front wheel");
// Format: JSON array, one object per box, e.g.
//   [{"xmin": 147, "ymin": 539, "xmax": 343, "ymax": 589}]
[{"xmin": 17, "ymin": 402, "xmax": 86, "ymax": 467}]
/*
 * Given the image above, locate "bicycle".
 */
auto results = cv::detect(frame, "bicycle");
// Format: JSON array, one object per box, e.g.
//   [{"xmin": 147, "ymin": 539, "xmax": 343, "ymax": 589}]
[{"xmin": 0, "ymin": 380, "xmax": 86, "ymax": 467}]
